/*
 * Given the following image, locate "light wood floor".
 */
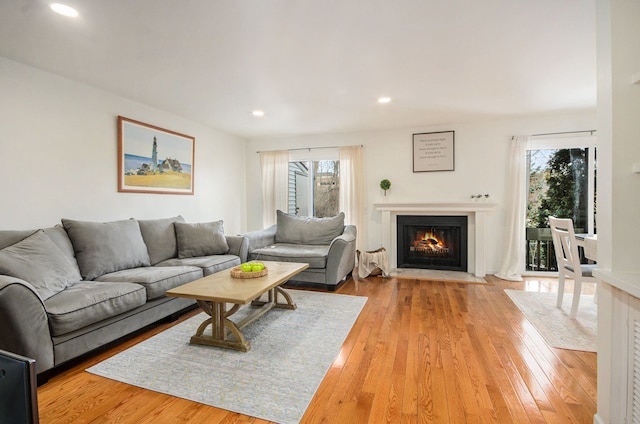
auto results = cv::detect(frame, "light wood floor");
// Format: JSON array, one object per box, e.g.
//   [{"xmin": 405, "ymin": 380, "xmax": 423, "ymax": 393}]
[{"xmin": 37, "ymin": 275, "xmax": 597, "ymax": 423}]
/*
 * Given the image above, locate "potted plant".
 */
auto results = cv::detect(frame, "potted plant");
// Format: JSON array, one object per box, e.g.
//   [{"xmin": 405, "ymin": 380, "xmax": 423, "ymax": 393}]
[{"xmin": 380, "ymin": 179, "xmax": 391, "ymax": 196}]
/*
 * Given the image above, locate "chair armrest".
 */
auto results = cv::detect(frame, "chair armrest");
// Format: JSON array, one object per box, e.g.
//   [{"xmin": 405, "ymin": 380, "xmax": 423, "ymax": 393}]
[
  {"xmin": 326, "ymin": 225, "xmax": 357, "ymax": 286},
  {"xmin": 0, "ymin": 275, "xmax": 54, "ymax": 374},
  {"xmin": 339, "ymin": 225, "xmax": 357, "ymax": 242},
  {"xmin": 243, "ymin": 225, "xmax": 277, "ymax": 253},
  {"xmin": 225, "ymin": 235, "xmax": 249, "ymax": 263}
]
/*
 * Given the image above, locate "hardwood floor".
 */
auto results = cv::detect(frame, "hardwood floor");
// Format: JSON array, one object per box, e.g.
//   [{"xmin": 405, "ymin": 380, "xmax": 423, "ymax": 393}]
[{"xmin": 37, "ymin": 275, "xmax": 597, "ymax": 423}]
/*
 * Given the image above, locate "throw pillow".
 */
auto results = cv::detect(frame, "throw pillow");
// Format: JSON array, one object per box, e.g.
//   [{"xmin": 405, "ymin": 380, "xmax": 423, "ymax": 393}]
[
  {"xmin": 62, "ymin": 218, "xmax": 151, "ymax": 280},
  {"xmin": 276, "ymin": 210, "xmax": 345, "ymax": 245},
  {"xmin": 43, "ymin": 225, "xmax": 82, "ymax": 274},
  {"xmin": 0, "ymin": 229, "xmax": 36, "ymax": 250},
  {"xmin": 138, "ymin": 215, "xmax": 186, "ymax": 265},
  {"xmin": 0, "ymin": 230, "xmax": 81, "ymax": 300},
  {"xmin": 174, "ymin": 221, "xmax": 229, "ymax": 258}
]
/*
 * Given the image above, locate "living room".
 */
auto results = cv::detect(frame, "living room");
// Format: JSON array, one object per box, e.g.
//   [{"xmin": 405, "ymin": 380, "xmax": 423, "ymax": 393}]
[{"xmin": 0, "ymin": 1, "xmax": 638, "ymax": 423}]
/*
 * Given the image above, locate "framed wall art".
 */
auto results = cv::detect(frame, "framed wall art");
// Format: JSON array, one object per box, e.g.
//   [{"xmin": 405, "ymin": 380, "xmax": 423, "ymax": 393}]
[
  {"xmin": 413, "ymin": 131, "xmax": 455, "ymax": 172},
  {"xmin": 118, "ymin": 116, "xmax": 195, "ymax": 195}
]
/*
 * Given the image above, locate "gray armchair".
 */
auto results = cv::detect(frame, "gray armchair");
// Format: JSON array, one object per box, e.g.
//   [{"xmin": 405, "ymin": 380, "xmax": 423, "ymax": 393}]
[{"xmin": 243, "ymin": 211, "xmax": 356, "ymax": 291}]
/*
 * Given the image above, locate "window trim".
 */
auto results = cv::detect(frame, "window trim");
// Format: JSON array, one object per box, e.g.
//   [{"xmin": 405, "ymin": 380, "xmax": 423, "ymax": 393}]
[{"xmin": 288, "ymin": 148, "xmax": 339, "ymax": 162}]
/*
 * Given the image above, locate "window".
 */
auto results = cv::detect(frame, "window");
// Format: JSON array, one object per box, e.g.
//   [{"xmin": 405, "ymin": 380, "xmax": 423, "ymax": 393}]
[
  {"xmin": 525, "ymin": 136, "xmax": 596, "ymax": 272},
  {"xmin": 288, "ymin": 149, "xmax": 339, "ymax": 217},
  {"xmin": 288, "ymin": 160, "xmax": 340, "ymax": 217}
]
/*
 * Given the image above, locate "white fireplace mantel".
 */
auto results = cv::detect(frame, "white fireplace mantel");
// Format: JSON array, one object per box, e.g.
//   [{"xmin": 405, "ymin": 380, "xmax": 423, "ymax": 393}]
[{"xmin": 373, "ymin": 202, "xmax": 497, "ymax": 277}]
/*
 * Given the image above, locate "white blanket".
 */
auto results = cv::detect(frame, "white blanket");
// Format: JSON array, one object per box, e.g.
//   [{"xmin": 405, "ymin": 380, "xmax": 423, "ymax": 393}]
[{"xmin": 358, "ymin": 248, "xmax": 389, "ymax": 278}]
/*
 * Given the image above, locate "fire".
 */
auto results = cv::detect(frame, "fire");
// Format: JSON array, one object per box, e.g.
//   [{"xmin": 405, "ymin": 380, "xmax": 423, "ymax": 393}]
[{"xmin": 410, "ymin": 229, "xmax": 449, "ymax": 255}]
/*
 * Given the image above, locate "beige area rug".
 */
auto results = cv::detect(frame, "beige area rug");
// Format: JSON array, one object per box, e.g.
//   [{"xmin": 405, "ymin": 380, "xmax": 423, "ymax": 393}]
[
  {"xmin": 386, "ymin": 268, "xmax": 489, "ymax": 284},
  {"xmin": 87, "ymin": 290, "xmax": 367, "ymax": 424},
  {"xmin": 504, "ymin": 290, "xmax": 597, "ymax": 352}
]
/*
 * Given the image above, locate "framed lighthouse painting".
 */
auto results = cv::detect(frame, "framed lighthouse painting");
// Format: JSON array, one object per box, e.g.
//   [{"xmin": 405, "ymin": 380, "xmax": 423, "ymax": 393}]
[{"xmin": 117, "ymin": 116, "xmax": 195, "ymax": 195}]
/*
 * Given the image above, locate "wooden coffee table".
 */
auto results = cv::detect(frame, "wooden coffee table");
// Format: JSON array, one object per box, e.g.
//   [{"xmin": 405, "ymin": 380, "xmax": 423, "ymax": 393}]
[{"xmin": 165, "ymin": 261, "xmax": 309, "ymax": 352}]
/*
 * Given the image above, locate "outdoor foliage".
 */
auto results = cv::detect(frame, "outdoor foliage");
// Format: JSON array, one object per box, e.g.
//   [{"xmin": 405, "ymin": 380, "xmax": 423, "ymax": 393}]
[
  {"xmin": 533, "ymin": 149, "xmax": 588, "ymax": 230},
  {"xmin": 313, "ymin": 160, "xmax": 340, "ymax": 218}
]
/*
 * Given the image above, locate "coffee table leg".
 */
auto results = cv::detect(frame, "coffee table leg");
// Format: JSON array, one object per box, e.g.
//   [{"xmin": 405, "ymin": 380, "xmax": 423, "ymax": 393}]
[
  {"xmin": 191, "ymin": 287, "xmax": 296, "ymax": 352},
  {"xmin": 275, "ymin": 286, "xmax": 297, "ymax": 310},
  {"xmin": 251, "ymin": 286, "xmax": 297, "ymax": 310},
  {"xmin": 192, "ymin": 300, "xmax": 251, "ymax": 352}
]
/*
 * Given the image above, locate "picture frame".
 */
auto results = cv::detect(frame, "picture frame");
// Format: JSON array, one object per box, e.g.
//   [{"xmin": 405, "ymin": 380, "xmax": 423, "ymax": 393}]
[
  {"xmin": 118, "ymin": 116, "xmax": 195, "ymax": 195},
  {"xmin": 413, "ymin": 131, "xmax": 455, "ymax": 172}
]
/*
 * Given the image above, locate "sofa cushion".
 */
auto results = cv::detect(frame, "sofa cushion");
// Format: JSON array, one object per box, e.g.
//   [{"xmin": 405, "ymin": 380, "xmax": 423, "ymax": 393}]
[
  {"xmin": 0, "ymin": 229, "xmax": 37, "ymax": 250},
  {"xmin": 157, "ymin": 255, "xmax": 241, "ymax": 276},
  {"xmin": 0, "ymin": 230, "xmax": 81, "ymax": 300},
  {"xmin": 62, "ymin": 218, "xmax": 151, "ymax": 280},
  {"xmin": 95, "ymin": 266, "xmax": 203, "ymax": 300},
  {"xmin": 175, "ymin": 221, "xmax": 229, "ymax": 258},
  {"xmin": 250, "ymin": 243, "xmax": 329, "ymax": 269},
  {"xmin": 275, "ymin": 210, "xmax": 345, "ymax": 245},
  {"xmin": 138, "ymin": 216, "xmax": 185, "ymax": 265},
  {"xmin": 44, "ymin": 281, "xmax": 146, "ymax": 336}
]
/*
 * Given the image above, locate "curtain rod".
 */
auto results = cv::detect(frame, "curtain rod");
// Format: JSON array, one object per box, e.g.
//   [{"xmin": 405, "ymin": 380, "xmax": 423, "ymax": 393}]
[
  {"xmin": 256, "ymin": 144, "xmax": 363, "ymax": 154},
  {"xmin": 531, "ymin": 129, "xmax": 597, "ymax": 137}
]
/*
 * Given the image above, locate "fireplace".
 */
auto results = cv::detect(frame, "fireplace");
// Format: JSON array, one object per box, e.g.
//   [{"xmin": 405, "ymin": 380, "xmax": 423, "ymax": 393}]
[
  {"xmin": 397, "ymin": 215, "xmax": 468, "ymax": 271},
  {"xmin": 374, "ymin": 202, "xmax": 495, "ymax": 277}
]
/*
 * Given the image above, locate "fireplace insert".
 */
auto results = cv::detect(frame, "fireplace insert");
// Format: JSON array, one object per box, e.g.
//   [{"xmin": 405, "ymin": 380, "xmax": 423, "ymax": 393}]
[{"xmin": 397, "ymin": 215, "xmax": 468, "ymax": 271}]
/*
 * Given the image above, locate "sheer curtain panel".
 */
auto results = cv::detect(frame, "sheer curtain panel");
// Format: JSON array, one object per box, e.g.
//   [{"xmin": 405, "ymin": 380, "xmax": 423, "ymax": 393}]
[
  {"xmin": 495, "ymin": 136, "xmax": 530, "ymax": 281},
  {"xmin": 259, "ymin": 150, "xmax": 289, "ymax": 228},
  {"xmin": 339, "ymin": 145, "xmax": 365, "ymax": 249}
]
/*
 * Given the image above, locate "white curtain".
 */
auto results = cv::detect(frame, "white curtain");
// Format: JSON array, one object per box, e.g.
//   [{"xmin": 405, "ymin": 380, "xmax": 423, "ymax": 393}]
[
  {"xmin": 339, "ymin": 145, "xmax": 365, "ymax": 249},
  {"xmin": 495, "ymin": 136, "xmax": 530, "ymax": 281},
  {"xmin": 259, "ymin": 150, "xmax": 289, "ymax": 227}
]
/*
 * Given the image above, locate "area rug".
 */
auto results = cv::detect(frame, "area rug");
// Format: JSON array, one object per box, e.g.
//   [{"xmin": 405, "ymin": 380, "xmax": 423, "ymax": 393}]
[
  {"xmin": 87, "ymin": 290, "xmax": 367, "ymax": 424},
  {"xmin": 504, "ymin": 290, "xmax": 596, "ymax": 352}
]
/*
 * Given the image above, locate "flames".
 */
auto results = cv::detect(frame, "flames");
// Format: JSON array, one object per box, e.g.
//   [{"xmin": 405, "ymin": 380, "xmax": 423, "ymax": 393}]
[{"xmin": 410, "ymin": 229, "xmax": 449, "ymax": 255}]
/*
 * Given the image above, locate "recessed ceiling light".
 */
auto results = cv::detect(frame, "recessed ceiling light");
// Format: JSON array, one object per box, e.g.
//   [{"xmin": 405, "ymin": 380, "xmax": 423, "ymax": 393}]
[
  {"xmin": 252, "ymin": 110, "xmax": 265, "ymax": 117},
  {"xmin": 50, "ymin": 3, "xmax": 79, "ymax": 17},
  {"xmin": 377, "ymin": 97, "xmax": 391, "ymax": 104}
]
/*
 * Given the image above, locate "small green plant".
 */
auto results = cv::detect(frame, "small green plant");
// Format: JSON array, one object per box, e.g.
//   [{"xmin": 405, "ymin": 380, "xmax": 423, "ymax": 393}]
[{"xmin": 380, "ymin": 179, "xmax": 391, "ymax": 196}]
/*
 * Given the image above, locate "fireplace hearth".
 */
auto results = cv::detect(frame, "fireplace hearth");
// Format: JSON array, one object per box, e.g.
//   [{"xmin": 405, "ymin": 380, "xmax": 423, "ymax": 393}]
[{"xmin": 397, "ymin": 215, "xmax": 468, "ymax": 271}]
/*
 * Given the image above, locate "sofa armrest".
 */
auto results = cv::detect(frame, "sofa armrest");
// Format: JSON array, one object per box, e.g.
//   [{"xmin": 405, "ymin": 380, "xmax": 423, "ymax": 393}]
[
  {"xmin": 243, "ymin": 225, "xmax": 277, "ymax": 253},
  {"xmin": 0, "ymin": 275, "xmax": 54, "ymax": 374},
  {"xmin": 225, "ymin": 235, "xmax": 249, "ymax": 263},
  {"xmin": 326, "ymin": 225, "xmax": 357, "ymax": 286}
]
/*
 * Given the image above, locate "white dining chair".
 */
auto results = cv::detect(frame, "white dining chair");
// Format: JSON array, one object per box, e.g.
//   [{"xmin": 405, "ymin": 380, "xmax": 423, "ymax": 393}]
[{"xmin": 549, "ymin": 216, "xmax": 597, "ymax": 318}]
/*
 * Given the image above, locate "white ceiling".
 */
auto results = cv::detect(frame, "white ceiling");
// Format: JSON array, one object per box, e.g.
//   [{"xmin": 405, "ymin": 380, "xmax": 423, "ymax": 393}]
[{"xmin": 0, "ymin": 0, "xmax": 597, "ymax": 139}]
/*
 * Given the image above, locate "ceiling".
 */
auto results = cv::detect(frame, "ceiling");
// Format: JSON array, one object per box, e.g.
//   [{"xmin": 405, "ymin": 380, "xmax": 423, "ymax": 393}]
[{"xmin": 0, "ymin": 0, "xmax": 597, "ymax": 139}]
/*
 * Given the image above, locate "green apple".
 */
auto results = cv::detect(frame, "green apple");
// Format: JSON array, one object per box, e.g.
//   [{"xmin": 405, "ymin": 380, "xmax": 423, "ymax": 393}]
[
  {"xmin": 240, "ymin": 263, "xmax": 252, "ymax": 273},
  {"xmin": 255, "ymin": 262, "xmax": 265, "ymax": 270},
  {"xmin": 251, "ymin": 264, "xmax": 262, "ymax": 272}
]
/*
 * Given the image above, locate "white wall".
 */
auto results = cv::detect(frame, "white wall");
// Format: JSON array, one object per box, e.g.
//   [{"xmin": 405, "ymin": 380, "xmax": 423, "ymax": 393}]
[
  {"xmin": 595, "ymin": 0, "xmax": 640, "ymax": 422},
  {"xmin": 609, "ymin": 1, "xmax": 640, "ymax": 273},
  {"xmin": 0, "ymin": 57, "xmax": 247, "ymax": 233},
  {"xmin": 246, "ymin": 111, "xmax": 596, "ymax": 274}
]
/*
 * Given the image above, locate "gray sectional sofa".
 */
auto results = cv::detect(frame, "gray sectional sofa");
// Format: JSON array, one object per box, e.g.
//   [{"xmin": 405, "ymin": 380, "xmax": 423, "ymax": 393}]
[
  {"xmin": 0, "ymin": 216, "xmax": 247, "ymax": 375},
  {"xmin": 243, "ymin": 210, "xmax": 356, "ymax": 291}
]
